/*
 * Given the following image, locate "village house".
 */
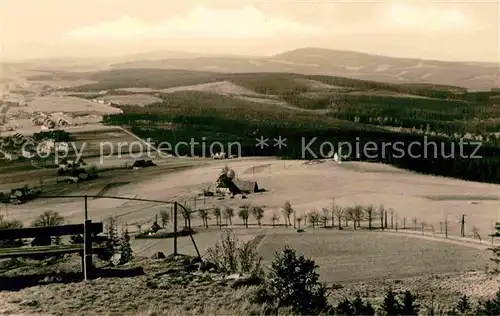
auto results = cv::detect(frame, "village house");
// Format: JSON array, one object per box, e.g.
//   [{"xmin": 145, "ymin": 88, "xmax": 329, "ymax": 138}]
[{"xmin": 215, "ymin": 178, "xmax": 259, "ymax": 195}]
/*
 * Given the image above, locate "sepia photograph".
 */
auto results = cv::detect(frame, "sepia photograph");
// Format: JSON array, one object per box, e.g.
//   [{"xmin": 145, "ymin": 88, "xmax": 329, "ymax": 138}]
[{"xmin": 0, "ymin": 0, "xmax": 499, "ymax": 315}]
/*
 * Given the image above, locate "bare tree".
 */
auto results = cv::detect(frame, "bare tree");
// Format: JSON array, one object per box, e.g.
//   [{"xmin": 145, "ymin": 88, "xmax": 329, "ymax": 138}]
[
  {"xmin": 353, "ymin": 204, "xmax": 363, "ymax": 228},
  {"xmin": 238, "ymin": 204, "xmax": 251, "ymax": 228},
  {"xmin": 321, "ymin": 208, "xmax": 329, "ymax": 228},
  {"xmin": 212, "ymin": 207, "xmax": 222, "ymax": 228},
  {"xmin": 224, "ymin": 207, "xmax": 234, "ymax": 225},
  {"xmin": 32, "ymin": 210, "xmax": 64, "ymax": 227},
  {"xmin": 308, "ymin": 210, "xmax": 320, "ymax": 229},
  {"xmin": 296, "ymin": 215, "xmax": 303, "ymax": 229},
  {"xmin": 345, "ymin": 206, "xmax": 355, "ymax": 229},
  {"xmin": 412, "ymin": 217, "xmax": 418, "ymax": 231},
  {"xmin": 331, "ymin": 199, "xmax": 337, "ymax": 228},
  {"xmin": 365, "ymin": 205, "xmax": 376, "ymax": 230},
  {"xmin": 198, "ymin": 209, "xmax": 209, "ymax": 228},
  {"xmin": 252, "ymin": 206, "xmax": 265, "ymax": 228},
  {"xmin": 334, "ymin": 205, "xmax": 345, "ymax": 230},
  {"xmin": 378, "ymin": 205, "xmax": 385, "ymax": 230},
  {"xmin": 282, "ymin": 201, "xmax": 293, "ymax": 227},
  {"xmin": 271, "ymin": 211, "xmax": 280, "ymax": 228}
]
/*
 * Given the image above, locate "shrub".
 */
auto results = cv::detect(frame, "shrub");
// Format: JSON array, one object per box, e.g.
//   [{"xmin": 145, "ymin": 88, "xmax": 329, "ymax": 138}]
[
  {"xmin": 205, "ymin": 229, "xmax": 262, "ymax": 275},
  {"xmin": 0, "ymin": 215, "xmax": 24, "ymax": 248},
  {"xmin": 119, "ymin": 229, "xmax": 133, "ymax": 265},
  {"xmin": 335, "ymin": 293, "xmax": 375, "ymax": 315},
  {"xmin": 380, "ymin": 289, "xmax": 402, "ymax": 315},
  {"xmin": 264, "ymin": 246, "xmax": 328, "ymax": 314},
  {"xmin": 401, "ymin": 290, "xmax": 419, "ymax": 316},
  {"xmin": 97, "ymin": 217, "xmax": 120, "ymax": 261},
  {"xmin": 454, "ymin": 295, "xmax": 473, "ymax": 315},
  {"xmin": 476, "ymin": 290, "xmax": 500, "ymax": 315},
  {"xmin": 31, "ymin": 211, "xmax": 65, "ymax": 246}
]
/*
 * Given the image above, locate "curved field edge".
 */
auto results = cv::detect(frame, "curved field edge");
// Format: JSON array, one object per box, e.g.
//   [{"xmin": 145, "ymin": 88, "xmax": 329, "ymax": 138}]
[{"xmin": 257, "ymin": 230, "xmax": 490, "ymax": 283}]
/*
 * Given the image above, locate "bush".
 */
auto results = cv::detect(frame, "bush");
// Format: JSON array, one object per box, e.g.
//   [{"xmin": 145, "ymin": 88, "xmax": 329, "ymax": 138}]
[
  {"xmin": 380, "ymin": 289, "xmax": 401, "ymax": 315},
  {"xmin": 0, "ymin": 216, "xmax": 24, "ymax": 248},
  {"xmin": 97, "ymin": 217, "xmax": 120, "ymax": 261},
  {"xmin": 476, "ymin": 290, "xmax": 500, "ymax": 315},
  {"xmin": 263, "ymin": 246, "xmax": 328, "ymax": 314},
  {"xmin": 454, "ymin": 295, "xmax": 473, "ymax": 315},
  {"xmin": 119, "ymin": 229, "xmax": 133, "ymax": 265},
  {"xmin": 205, "ymin": 229, "xmax": 262, "ymax": 275}
]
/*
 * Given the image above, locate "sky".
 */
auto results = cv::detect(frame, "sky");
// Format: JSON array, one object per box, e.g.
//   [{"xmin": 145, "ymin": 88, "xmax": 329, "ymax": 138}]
[{"xmin": 0, "ymin": 0, "xmax": 499, "ymax": 62}]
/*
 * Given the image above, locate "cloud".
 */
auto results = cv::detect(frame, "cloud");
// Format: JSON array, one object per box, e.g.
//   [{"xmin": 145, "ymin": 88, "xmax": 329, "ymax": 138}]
[
  {"xmin": 382, "ymin": 2, "xmax": 469, "ymax": 31},
  {"xmin": 64, "ymin": 5, "xmax": 324, "ymax": 40}
]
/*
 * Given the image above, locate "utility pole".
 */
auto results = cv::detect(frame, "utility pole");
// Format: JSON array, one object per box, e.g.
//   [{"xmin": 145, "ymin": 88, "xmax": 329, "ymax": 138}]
[
  {"xmin": 384, "ymin": 210, "xmax": 388, "ymax": 229},
  {"xmin": 460, "ymin": 214, "xmax": 466, "ymax": 237},
  {"xmin": 380, "ymin": 209, "xmax": 384, "ymax": 231},
  {"xmin": 173, "ymin": 202, "xmax": 178, "ymax": 256},
  {"xmin": 390, "ymin": 210, "xmax": 394, "ymax": 229},
  {"xmin": 445, "ymin": 214, "xmax": 448, "ymax": 239}
]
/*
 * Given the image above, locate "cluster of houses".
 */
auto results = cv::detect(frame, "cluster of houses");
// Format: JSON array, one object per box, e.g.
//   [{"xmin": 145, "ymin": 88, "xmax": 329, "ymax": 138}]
[
  {"xmin": 0, "ymin": 133, "xmax": 70, "ymax": 161},
  {"xmin": 31, "ymin": 112, "xmax": 72, "ymax": 131},
  {"xmin": 92, "ymin": 99, "xmax": 112, "ymax": 106},
  {"xmin": 211, "ymin": 152, "xmax": 237, "ymax": 159}
]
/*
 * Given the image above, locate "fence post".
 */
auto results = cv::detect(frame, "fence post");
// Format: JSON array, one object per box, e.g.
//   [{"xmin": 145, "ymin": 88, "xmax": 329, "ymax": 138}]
[
  {"xmin": 445, "ymin": 215, "xmax": 448, "ymax": 239},
  {"xmin": 173, "ymin": 202, "xmax": 178, "ymax": 256},
  {"xmin": 83, "ymin": 219, "xmax": 93, "ymax": 280},
  {"xmin": 84, "ymin": 195, "xmax": 88, "ymax": 221},
  {"xmin": 461, "ymin": 214, "xmax": 466, "ymax": 237},
  {"xmin": 390, "ymin": 210, "xmax": 394, "ymax": 229},
  {"xmin": 380, "ymin": 209, "xmax": 384, "ymax": 231}
]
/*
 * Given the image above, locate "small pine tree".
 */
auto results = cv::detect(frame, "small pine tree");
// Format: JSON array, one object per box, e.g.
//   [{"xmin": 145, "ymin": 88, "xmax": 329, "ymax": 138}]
[
  {"xmin": 266, "ymin": 246, "xmax": 328, "ymax": 314},
  {"xmin": 401, "ymin": 290, "xmax": 419, "ymax": 316},
  {"xmin": 98, "ymin": 217, "xmax": 120, "ymax": 261},
  {"xmin": 476, "ymin": 290, "xmax": 500, "ymax": 315},
  {"xmin": 455, "ymin": 295, "xmax": 472, "ymax": 315},
  {"xmin": 337, "ymin": 298, "xmax": 355, "ymax": 315},
  {"xmin": 150, "ymin": 221, "xmax": 160, "ymax": 234},
  {"xmin": 160, "ymin": 210, "xmax": 170, "ymax": 228},
  {"xmin": 119, "ymin": 229, "xmax": 133, "ymax": 265},
  {"xmin": 381, "ymin": 289, "xmax": 402, "ymax": 315}
]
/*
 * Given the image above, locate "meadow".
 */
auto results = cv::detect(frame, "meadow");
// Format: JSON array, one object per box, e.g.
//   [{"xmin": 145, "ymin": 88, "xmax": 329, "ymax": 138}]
[{"xmin": 258, "ymin": 230, "xmax": 490, "ymax": 283}]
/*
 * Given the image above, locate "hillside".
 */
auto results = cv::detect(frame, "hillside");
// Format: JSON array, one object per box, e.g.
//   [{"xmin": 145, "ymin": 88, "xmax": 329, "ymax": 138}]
[
  {"xmin": 109, "ymin": 48, "xmax": 500, "ymax": 90},
  {"xmin": 54, "ymin": 69, "xmax": 500, "ymax": 133}
]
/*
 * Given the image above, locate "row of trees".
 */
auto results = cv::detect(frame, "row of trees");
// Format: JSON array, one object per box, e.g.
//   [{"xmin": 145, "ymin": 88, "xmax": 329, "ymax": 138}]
[{"xmin": 182, "ymin": 200, "xmax": 396, "ymax": 232}]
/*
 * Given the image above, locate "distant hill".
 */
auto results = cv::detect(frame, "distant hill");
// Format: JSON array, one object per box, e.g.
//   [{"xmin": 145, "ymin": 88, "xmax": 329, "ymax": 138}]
[{"xmin": 110, "ymin": 47, "xmax": 500, "ymax": 90}]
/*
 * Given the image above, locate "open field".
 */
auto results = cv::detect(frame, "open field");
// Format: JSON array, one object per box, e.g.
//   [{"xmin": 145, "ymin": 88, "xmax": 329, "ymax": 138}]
[
  {"xmin": 2, "ymin": 156, "xmax": 500, "ymax": 314},
  {"xmin": 4, "ymin": 157, "xmax": 500, "ymax": 256},
  {"xmin": 258, "ymin": 230, "xmax": 490, "ymax": 283}
]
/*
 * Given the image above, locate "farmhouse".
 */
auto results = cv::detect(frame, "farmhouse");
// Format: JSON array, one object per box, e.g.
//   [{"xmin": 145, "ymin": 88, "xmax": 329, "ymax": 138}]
[
  {"xmin": 215, "ymin": 177, "xmax": 259, "ymax": 195},
  {"xmin": 234, "ymin": 179, "xmax": 259, "ymax": 193}
]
